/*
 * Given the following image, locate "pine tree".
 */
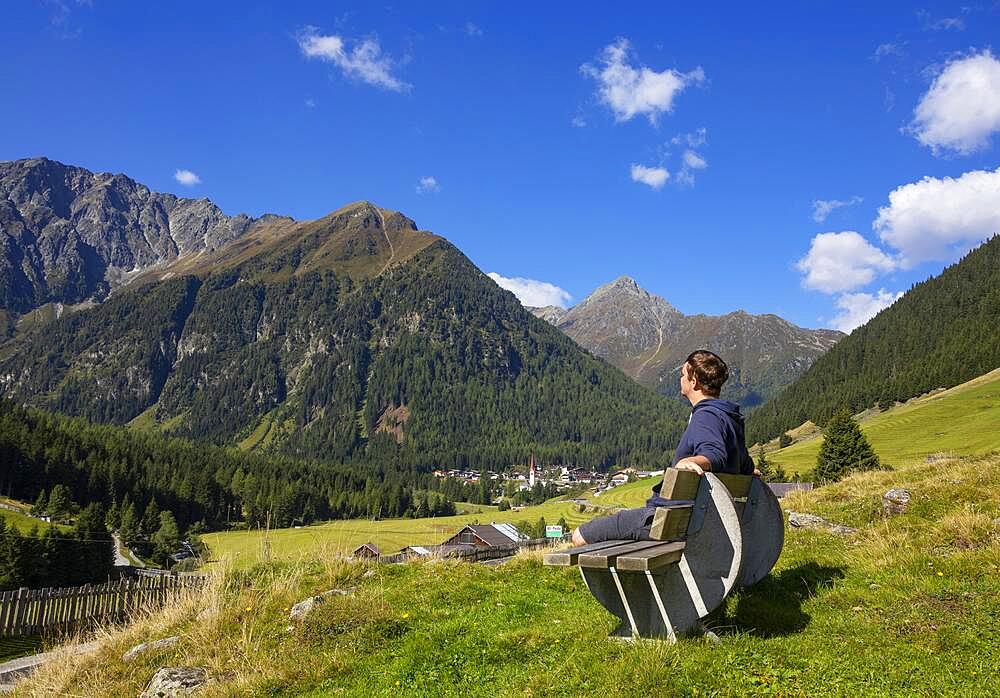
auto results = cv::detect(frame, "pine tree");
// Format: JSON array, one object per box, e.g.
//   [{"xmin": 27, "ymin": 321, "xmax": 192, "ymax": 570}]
[
  {"xmin": 152, "ymin": 511, "xmax": 182, "ymax": 568},
  {"xmin": 141, "ymin": 500, "xmax": 161, "ymax": 537},
  {"xmin": 815, "ymin": 408, "xmax": 881, "ymax": 483},
  {"xmin": 755, "ymin": 446, "xmax": 787, "ymax": 482},
  {"xmin": 119, "ymin": 501, "xmax": 140, "ymax": 544},
  {"xmin": 46, "ymin": 484, "xmax": 72, "ymax": 522},
  {"xmin": 31, "ymin": 489, "xmax": 48, "ymax": 516}
]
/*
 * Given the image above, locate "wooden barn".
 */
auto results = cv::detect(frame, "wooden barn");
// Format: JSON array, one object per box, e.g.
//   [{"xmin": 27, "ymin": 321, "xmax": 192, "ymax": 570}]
[
  {"xmin": 441, "ymin": 523, "xmax": 525, "ymax": 549},
  {"xmin": 352, "ymin": 543, "xmax": 380, "ymax": 559}
]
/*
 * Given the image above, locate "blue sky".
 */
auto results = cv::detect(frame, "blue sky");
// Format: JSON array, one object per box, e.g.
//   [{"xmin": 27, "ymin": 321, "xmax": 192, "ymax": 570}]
[{"xmin": 2, "ymin": 1, "xmax": 999, "ymax": 332}]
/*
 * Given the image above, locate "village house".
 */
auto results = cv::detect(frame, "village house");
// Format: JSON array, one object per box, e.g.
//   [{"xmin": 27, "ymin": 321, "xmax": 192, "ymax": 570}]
[
  {"xmin": 440, "ymin": 523, "xmax": 525, "ymax": 549},
  {"xmin": 351, "ymin": 543, "xmax": 380, "ymax": 559}
]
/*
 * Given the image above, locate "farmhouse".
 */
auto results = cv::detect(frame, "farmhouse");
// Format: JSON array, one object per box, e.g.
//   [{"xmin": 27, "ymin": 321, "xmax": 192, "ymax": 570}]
[
  {"xmin": 352, "ymin": 543, "xmax": 380, "ymax": 559},
  {"xmin": 441, "ymin": 523, "xmax": 525, "ymax": 548}
]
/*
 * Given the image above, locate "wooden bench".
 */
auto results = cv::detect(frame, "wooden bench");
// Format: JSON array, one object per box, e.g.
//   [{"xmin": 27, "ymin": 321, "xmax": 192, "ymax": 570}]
[{"xmin": 544, "ymin": 470, "xmax": 784, "ymax": 641}]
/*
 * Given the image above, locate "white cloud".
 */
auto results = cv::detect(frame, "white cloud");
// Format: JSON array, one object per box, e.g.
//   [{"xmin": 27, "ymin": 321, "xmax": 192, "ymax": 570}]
[
  {"xmin": 682, "ymin": 150, "xmax": 707, "ymax": 169},
  {"xmin": 796, "ymin": 231, "xmax": 897, "ymax": 293},
  {"xmin": 909, "ymin": 50, "xmax": 1000, "ymax": 155},
  {"xmin": 582, "ymin": 39, "xmax": 704, "ymax": 124},
  {"xmin": 571, "ymin": 115, "xmax": 587, "ymax": 128},
  {"xmin": 297, "ymin": 27, "xmax": 410, "ymax": 92},
  {"xmin": 304, "ymin": 98, "xmax": 316, "ymax": 108},
  {"xmin": 487, "ymin": 273, "xmax": 572, "ymax": 308},
  {"xmin": 415, "ymin": 176, "xmax": 440, "ymax": 194},
  {"xmin": 873, "ymin": 167, "xmax": 1000, "ymax": 266},
  {"xmin": 674, "ymin": 169, "xmax": 695, "ymax": 187},
  {"xmin": 465, "ymin": 22, "xmax": 483, "ymax": 37},
  {"xmin": 173, "ymin": 169, "xmax": 201, "ymax": 187},
  {"xmin": 630, "ymin": 164, "xmax": 669, "ymax": 189},
  {"xmin": 917, "ymin": 10, "xmax": 965, "ymax": 31},
  {"xmin": 671, "ymin": 127, "xmax": 707, "ymax": 147},
  {"xmin": 812, "ymin": 195, "xmax": 863, "ymax": 222},
  {"xmin": 829, "ymin": 289, "xmax": 904, "ymax": 333},
  {"xmin": 873, "ymin": 42, "xmax": 904, "ymax": 61}
]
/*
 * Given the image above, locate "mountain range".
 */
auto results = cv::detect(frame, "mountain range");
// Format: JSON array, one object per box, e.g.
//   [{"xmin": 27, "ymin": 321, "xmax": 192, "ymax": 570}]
[
  {"xmin": 531, "ymin": 276, "xmax": 842, "ymax": 406},
  {"xmin": 0, "ymin": 158, "xmax": 689, "ymax": 470}
]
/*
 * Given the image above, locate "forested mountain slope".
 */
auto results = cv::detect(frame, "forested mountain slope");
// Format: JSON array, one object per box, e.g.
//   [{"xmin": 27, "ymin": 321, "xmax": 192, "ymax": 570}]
[
  {"xmin": 0, "ymin": 201, "xmax": 688, "ymax": 471},
  {"xmin": 748, "ymin": 236, "xmax": 1000, "ymax": 443}
]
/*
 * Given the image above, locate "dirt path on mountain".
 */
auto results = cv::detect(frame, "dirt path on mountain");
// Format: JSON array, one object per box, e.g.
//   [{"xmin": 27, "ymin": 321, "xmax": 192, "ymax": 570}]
[
  {"xmin": 637, "ymin": 323, "xmax": 663, "ymax": 379},
  {"xmin": 374, "ymin": 207, "xmax": 396, "ymax": 275}
]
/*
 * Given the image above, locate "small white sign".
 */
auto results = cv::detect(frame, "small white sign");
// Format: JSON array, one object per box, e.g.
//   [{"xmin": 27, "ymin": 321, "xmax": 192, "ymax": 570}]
[{"xmin": 545, "ymin": 525, "xmax": 563, "ymax": 538}]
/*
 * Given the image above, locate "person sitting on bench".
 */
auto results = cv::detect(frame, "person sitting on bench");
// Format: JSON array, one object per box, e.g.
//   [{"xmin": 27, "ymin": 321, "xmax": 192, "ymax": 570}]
[{"xmin": 572, "ymin": 349, "xmax": 756, "ymax": 545}]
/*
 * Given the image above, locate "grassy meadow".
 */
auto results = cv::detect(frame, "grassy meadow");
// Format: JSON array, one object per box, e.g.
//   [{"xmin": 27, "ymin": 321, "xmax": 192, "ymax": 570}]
[
  {"xmin": 16, "ymin": 448, "xmax": 1000, "ymax": 697},
  {"xmin": 204, "ymin": 368, "xmax": 1000, "ymax": 567},
  {"xmin": 0, "ymin": 498, "xmax": 70, "ymax": 534},
  {"xmin": 768, "ymin": 368, "xmax": 1000, "ymax": 474}
]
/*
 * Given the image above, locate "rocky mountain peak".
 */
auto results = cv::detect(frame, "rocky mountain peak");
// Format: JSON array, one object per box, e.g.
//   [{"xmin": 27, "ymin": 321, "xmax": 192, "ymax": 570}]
[
  {"xmin": 531, "ymin": 275, "xmax": 844, "ymax": 407},
  {"xmin": 0, "ymin": 157, "xmax": 269, "ymax": 316}
]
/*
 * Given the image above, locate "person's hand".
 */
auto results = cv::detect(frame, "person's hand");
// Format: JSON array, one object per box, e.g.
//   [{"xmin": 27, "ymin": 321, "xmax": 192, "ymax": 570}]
[
  {"xmin": 753, "ymin": 467, "xmax": 762, "ymax": 477},
  {"xmin": 674, "ymin": 459, "xmax": 705, "ymax": 476}
]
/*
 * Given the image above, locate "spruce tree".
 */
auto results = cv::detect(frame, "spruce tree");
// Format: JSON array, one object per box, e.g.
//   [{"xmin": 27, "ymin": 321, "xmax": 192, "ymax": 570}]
[
  {"xmin": 815, "ymin": 408, "xmax": 881, "ymax": 483},
  {"xmin": 46, "ymin": 485, "xmax": 72, "ymax": 523},
  {"xmin": 141, "ymin": 500, "xmax": 161, "ymax": 537},
  {"xmin": 32, "ymin": 489, "xmax": 48, "ymax": 516},
  {"xmin": 119, "ymin": 501, "xmax": 140, "ymax": 544},
  {"xmin": 152, "ymin": 511, "xmax": 182, "ymax": 568}
]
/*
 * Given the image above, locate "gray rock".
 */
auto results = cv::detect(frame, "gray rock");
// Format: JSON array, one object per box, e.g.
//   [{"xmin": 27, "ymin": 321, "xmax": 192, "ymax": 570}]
[
  {"xmin": 787, "ymin": 511, "xmax": 858, "ymax": 536},
  {"xmin": 0, "ymin": 157, "xmax": 289, "ymax": 315},
  {"xmin": 882, "ymin": 488, "xmax": 911, "ymax": 515},
  {"xmin": 289, "ymin": 588, "xmax": 354, "ymax": 620},
  {"xmin": 140, "ymin": 667, "xmax": 207, "ymax": 697},
  {"xmin": 123, "ymin": 636, "xmax": 180, "ymax": 662}
]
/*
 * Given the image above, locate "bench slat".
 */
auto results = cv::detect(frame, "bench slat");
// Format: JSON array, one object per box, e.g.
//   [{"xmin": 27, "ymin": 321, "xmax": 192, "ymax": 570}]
[
  {"xmin": 543, "ymin": 539, "xmax": 634, "ymax": 567},
  {"xmin": 649, "ymin": 504, "xmax": 693, "ymax": 541},
  {"xmin": 578, "ymin": 541, "xmax": 665, "ymax": 568},
  {"xmin": 614, "ymin": 541, "xmax": 686, "ymax": 572},
  {"xmin": 658, "ymin": 469, "xmax": 701, "ymax": 500}
]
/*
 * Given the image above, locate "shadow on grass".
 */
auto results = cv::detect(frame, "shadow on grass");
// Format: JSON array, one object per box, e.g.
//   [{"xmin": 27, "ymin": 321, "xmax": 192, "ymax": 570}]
[{"xmin": 708, "ymin": 562, "xmax": 846, "ymax": 638}]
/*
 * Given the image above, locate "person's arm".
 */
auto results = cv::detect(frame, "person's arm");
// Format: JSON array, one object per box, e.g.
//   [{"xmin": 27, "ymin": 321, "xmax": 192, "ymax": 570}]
[{"xmin": 674, "ymin": 454, "xmax": 712, "ymax": 475}]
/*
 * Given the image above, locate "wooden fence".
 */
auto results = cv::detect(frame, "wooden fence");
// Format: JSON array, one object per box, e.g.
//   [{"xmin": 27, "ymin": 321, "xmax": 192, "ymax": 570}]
[{"xmin": 0, "ymin": 574, "xmax": 207, "ymax": 638}]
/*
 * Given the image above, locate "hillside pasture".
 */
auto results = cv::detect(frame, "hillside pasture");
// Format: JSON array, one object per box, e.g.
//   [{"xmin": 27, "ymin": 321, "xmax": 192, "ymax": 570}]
[{"xmin": 769, "ymin": 368, "xmax": 1000, "ymax": 474}]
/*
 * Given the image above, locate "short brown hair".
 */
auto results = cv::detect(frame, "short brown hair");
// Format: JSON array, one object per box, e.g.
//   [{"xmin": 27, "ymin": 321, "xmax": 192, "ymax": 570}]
[{"xmin": 684, "ymin": 350, "xmax": 728, "ymax": 396}]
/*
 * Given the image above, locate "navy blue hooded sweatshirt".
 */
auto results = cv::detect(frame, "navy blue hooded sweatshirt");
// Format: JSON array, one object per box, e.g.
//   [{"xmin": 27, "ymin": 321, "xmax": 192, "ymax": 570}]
[{"xmin": 647, "ymin": 399, "xmax": 755, "ymax": 505}]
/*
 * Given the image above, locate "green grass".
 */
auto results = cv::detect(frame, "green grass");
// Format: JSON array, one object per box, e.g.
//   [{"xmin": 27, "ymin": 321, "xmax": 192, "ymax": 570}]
[
  {"xmin": 769, "ymin": 368, "xmax": 1000, "ymax": 475},
  {"xmin": 0, "ymin": 498, "xmax": 71, "ymax": 534},
  {"xmin": 19, "ymin": 450, "xmax": 1000, "ymax": 696}
]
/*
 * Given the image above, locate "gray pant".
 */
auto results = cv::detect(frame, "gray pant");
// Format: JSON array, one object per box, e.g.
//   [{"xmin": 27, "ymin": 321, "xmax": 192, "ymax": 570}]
[{"xmin": 577, "ymin": 506, "xmax": 657, "ymax": 543}]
